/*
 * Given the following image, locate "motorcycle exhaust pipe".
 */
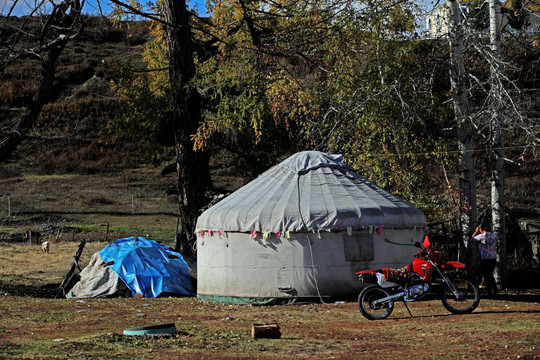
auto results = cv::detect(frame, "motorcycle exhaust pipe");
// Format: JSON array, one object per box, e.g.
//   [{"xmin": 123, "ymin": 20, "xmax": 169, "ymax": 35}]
[{"xmin": 372, "ymin": 291, "xmax": 407, "ymax": 306}]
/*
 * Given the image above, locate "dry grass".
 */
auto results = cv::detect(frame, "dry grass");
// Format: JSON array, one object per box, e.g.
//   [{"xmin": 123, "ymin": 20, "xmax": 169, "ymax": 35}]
[
  {"xmin": 0, "ymin": 243, "xmax": 539, "ymax": 359},
  {"xmin": 0, "ymin": 241, "xmax": 106, "ymax": 297}
]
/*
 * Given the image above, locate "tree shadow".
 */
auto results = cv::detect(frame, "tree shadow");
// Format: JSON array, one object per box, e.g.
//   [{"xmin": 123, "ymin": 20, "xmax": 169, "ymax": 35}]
[
  {"xmin": 0, "ymin": 280, "xmax": 59, "ymax": 298},
  {"xmin": 391, "ymin": 308, "xmax": 540, "ymax": 320},
  {"xmin": 490, "ymin": 292, "xmax": 540, "ymax": 303}
]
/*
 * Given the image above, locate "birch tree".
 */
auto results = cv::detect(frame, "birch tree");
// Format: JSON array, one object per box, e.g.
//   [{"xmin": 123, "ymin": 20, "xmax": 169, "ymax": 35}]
[
  {"xmin": 488, "ymin": 0, "xmax": 508, "ymax": 289},
  {"xmin": 455, "ymin": 0, "xmax": 539, "ymax": 287},
  {"xmin": 446, "ymin": 0, "xmax": 477, "ymax": 267}
]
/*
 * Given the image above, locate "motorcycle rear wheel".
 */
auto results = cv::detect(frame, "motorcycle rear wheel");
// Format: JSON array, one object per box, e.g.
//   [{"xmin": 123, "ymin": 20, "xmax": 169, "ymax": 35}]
[
  {"xmin": 441, "ymin": 278, "xmax": 480, "ymax": 314},
  {"xmin": 358, "ymin": 285, "xmax": 394, "ymax": 320}
]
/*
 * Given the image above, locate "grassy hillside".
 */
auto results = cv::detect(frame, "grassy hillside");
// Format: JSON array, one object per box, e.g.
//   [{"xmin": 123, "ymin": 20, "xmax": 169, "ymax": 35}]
[{"xmin": 1, "ymin": 17, "xmax": 150, "ymax": 174}]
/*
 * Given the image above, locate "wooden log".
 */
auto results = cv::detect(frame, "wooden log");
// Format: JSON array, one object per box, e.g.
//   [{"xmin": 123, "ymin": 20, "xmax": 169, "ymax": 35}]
[
  {"xmin": 55, "ymin": 239, "xmax": 86, "ymax": 298},
  {"xmin": 251, "ymin": 323, "xmax": 281, "ymax": 339}
]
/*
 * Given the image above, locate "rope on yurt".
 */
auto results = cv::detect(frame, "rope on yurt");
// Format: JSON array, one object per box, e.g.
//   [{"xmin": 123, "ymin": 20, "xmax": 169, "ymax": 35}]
[
  {"xmin": 307, "ymin": 234, "xmax": 328, "ymax": 304},
  {"xmin": 296, "ymin": 171, "xmax": 328, "ymax": 304}
]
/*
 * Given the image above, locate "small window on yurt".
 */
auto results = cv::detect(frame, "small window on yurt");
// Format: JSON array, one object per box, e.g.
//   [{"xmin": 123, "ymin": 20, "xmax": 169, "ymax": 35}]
[{"xmin": 343, "ymin": 234, "xmax": 374, "ymax": 261}]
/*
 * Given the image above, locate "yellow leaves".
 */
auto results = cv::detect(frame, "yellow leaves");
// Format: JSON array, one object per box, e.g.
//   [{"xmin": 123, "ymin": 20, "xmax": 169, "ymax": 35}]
[
  {"xmin": 264, "ymin": 71, "xmax": 319, "ymax": 128},
  {"xmin": 109, "ymin": 0, "xmax": 145, "ymax": 26},
  {"xmin": 0, "ymin": 81, "xmax": 15, "ymax": 104},
  {"xmin": 191, "ymin": 120, "xmax": 216, "ymax": 151},
  {"xmin": 250, "ymin": 110, "xmax": 263, "ymax": 143},
  {"xmin": 209, "ymin": 0, "xmax": 249, "ymax": 45},
  {"xmin": 141, "ymin": 40, "xmax": 169, "ymax": 97},
  {"xmin": 193, "ymin": 0, "xmax": 435, "ymax": 193}
]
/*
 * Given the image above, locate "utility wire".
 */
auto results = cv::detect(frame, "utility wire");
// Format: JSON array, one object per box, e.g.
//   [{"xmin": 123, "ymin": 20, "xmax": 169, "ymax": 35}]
[{"xmin": 352, "ymin": 145, "xmax": 532, "ymax": 160}]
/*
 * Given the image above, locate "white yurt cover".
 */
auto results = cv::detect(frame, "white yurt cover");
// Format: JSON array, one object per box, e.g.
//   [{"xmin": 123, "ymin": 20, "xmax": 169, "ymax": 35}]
[
  {"xmin": 196, "ymin": 151, "xmax": 426, "ymax": 234},
  {"xmin": 196, "ymin": 151, "xmax": 427, "ymax": 303}
]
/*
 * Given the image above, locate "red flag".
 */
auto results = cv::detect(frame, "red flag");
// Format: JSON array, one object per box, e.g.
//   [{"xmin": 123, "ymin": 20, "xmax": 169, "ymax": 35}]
[{"xmin": 423, "ymin": 235, "xmax": 431, "ymax": 249}]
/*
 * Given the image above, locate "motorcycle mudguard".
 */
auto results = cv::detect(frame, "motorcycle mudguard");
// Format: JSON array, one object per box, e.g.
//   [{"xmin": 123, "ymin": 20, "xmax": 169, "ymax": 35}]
[
  {"xmin": 356, "ymin": 269, "xmax": 378, "ymax": 283},
  {"xmin": 443, "ymin": 261, "xmax": 466, "ymax": 269},
  {"xmin": 356, "ymin": 270, "xmax": 378, "ymax": 276}
]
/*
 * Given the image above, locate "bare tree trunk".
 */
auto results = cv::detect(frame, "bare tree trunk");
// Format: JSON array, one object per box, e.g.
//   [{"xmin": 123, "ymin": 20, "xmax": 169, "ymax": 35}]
[
  {"xmin": 488, "ymin": 0, "xmax": 508, "ymax": 289},
  {"xmin": 0, "ymin": 0, "xmax": 83, "ymax": 162},
  {"xmin": 0, "ymin": 45, "xmax": 62, "ymax": 161},
  {"xmin": 446, "ymin": 0, "xmax": 477, "ymax": 271},
  {"xmin": 162, "ymin": 0, "xmax": 210, "ymax": 259}
]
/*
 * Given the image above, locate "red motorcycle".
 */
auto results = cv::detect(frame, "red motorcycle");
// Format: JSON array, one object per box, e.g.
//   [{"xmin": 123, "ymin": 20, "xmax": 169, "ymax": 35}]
[{"xmin": 355, "ymin": 236, "xmax": 480, "ymax": 320}]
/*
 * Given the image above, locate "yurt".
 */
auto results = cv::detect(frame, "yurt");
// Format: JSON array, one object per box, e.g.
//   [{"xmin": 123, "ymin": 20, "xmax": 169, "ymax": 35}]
[{"xmin": 195, "ymin": 151, "xmax": 427, "ymax": 304}]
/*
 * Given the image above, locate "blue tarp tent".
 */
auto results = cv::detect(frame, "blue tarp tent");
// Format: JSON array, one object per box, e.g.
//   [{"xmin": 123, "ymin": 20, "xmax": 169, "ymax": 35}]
[
  {"xmin": 97, "ymin": 237, "xmax": 195, "ymax": 298},
  {"xmin": 65, "ymin": 236, "xmax": 194, "ymax": 299}
]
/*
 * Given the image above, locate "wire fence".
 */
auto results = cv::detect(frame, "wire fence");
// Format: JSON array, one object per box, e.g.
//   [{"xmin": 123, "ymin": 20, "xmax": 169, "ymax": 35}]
[
  {"xmin": 0, "ymin": 192, "xmax": 179, "ymax": 217},
  {"xmin": 0, "ymin": 189, "xmax": 181, "ymax": 245}
]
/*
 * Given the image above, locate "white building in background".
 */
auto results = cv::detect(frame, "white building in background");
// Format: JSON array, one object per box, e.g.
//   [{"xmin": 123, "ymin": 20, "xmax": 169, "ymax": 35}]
[
  {"xmin": 424, "ymin": 0, "xmax": 540, "ymax": 39},
  {"xmin": 425, "ymin": 0, "xmax": 472, "ymax": 39}
]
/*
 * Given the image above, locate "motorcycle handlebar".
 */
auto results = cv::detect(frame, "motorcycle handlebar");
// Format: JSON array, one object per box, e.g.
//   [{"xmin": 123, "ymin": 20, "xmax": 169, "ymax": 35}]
[{"xmin": 415, "ymin": 249, "xmax": 433, "ymax": 261}]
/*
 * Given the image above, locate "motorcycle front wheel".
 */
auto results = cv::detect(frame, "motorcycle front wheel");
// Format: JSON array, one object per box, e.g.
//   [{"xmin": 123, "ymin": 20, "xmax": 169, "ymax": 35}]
[
  {"xmin": 358, "ymin": 285, "xmax": 394, "ymax": 320},
  {"xmin": 441, "ymin": 278, "xmax": 480, "ymax": 314}
]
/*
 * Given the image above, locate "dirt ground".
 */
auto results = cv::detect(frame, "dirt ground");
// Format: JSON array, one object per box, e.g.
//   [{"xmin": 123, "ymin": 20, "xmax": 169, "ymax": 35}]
[{"xmin": 0, "ymin": 242, "xmax": 539, "ymax": 359}]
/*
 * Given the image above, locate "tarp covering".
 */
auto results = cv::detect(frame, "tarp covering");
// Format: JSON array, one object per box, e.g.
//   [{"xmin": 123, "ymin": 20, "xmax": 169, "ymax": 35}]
[
  {"xmin": 66, "ymin": 252, "xmax": 127, "ymax": 299},
  {"xmin": 196, "ymin": 151, "xmax": 426, "ymax": 233},
  {"xmin": 97, "ymin": 237, "xmax": 194, "ymax": 298}
]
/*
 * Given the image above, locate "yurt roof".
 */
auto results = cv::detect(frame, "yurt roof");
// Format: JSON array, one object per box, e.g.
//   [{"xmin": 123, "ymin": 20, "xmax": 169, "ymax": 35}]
[{"xmin": 196, "ymin": 151, "xmax": 426, "ymax": 234}]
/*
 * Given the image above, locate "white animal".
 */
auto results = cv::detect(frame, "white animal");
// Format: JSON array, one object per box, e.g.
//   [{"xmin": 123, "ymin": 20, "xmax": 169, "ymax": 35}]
[{"xmin": 41, "ymin": 241, "xmax": 50, "ymax": 254}]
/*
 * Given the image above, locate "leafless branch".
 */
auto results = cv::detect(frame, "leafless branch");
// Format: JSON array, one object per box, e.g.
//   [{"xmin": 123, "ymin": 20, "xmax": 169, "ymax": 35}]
[{"xmin": 108, "ymin": 0, "xmax": 179, "ymax": 29}]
